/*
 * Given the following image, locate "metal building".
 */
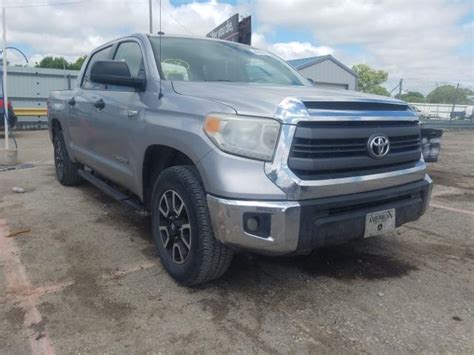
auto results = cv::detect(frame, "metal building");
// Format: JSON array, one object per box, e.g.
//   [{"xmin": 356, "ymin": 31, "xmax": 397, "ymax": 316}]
[
  {"xmin": 3, "ymin": 66, "xmax": 79, "ymax": 128},
  {"xmin": 287, "ymin": 55, "xmax": 358, "ymax": 90}
]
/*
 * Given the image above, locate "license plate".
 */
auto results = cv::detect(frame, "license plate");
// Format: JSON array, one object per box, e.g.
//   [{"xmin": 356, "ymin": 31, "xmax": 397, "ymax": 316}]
[{"xmin": 364, "ymin": 208, "xmax": 396, "ymax": 238}]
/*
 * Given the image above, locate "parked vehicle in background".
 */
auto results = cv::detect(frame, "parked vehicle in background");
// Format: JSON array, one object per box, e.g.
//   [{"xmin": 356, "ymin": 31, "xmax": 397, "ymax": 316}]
[
  {"xmin": 48, "ymin": 34, "xmax": 432, "ymax": 286},
  {"xmin": 450, "ymin": 105, "xmax": 474, "ymax": 120},
  {"xmin": 420, "ymin": 127, "xmax": 443, "ymax": 163},
  {"xmin": 466, "ymin": 106, "xmax": 473, "ymax": 120},
  {"xmin": 409, "ymin": 105, "xmax": 443, "ymax": 162},
  {"xmin": 450, "ymin": 110, "xmax": 466, "ymax": 120},
  {"xmin": 0, "ymin": 97, "xmax": 17, "ymax": 129},
  {"xmin": 409, "ymin": 104, "xmax": 428, "ymax": 120}
]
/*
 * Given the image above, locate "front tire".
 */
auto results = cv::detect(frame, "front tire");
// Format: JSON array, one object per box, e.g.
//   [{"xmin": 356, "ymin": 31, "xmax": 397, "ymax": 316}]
[
  {"xmin": 151, "ymin": 166, "xmax": 233, "ymax": 286},
  {"xmin": 53, "ymin": 130, "xmax": 82, "ymax": 186}
]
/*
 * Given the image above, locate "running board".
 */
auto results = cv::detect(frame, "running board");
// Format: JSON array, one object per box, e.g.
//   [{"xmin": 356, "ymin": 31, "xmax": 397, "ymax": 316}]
[{"xmin": 78, "ymin": 169, "xmax": 150, "ymax": 217}]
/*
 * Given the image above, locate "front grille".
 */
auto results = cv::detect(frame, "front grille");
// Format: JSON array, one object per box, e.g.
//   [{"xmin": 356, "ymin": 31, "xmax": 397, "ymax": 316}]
[
  {"xmin": 326, "ymin": 193, "xmax": 416, "ymax": 216},
  {"xmin": 292, "ymin": 134, "xmax": 420, "ymax": 159},
  {"xmin": 288, "ymin": 121, "xmax": 421, "ymax": 180}
]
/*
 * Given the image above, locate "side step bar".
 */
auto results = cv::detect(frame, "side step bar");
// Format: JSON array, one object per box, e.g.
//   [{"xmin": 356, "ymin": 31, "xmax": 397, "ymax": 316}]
[{"xmin": 78, "ymin": 169, "xmax": 150, "ymax": 217}]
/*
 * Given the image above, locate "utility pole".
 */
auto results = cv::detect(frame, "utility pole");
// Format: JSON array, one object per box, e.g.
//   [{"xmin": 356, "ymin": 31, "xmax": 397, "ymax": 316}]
[
  {"xmin": 450, "ymin": 82, "xmax": 459, "ymax": 121},
  {"xmin": 2, "ymin": 7, "xmax": 9, "ymax": 150},
  {"xmin": 389, "ymin": 78, "xmax": 404, "ymax": 97},
  {"xmin": 149, "ymin": 0, "xmax": 153, "ymax": 34}
]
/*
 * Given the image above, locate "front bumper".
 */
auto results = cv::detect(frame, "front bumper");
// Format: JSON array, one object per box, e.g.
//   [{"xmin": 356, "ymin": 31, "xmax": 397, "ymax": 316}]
[{"xmin": 208, "ymin": 175, "xmax": 432, "ymax": 255}]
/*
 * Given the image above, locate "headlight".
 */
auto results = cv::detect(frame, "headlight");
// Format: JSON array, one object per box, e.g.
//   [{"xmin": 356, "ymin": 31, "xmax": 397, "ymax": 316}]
[{"xmin": 204, "ymin": 113, "xmax": 280, "ymax": 161}]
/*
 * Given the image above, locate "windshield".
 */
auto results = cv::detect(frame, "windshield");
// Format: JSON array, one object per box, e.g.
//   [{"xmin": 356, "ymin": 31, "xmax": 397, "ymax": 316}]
[{"xmin": 149, "ymin": 36, "xmax": 307, "ymax": 86}]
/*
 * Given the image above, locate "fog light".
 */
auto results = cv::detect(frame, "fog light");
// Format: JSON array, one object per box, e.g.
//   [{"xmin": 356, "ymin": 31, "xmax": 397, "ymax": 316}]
[
  {"xmin": 243, "ymin": 213, "xmax": 271, "ymax": 238},
  {"xmin": 246, "ymin": 217, "xmax": 260, "ymax": 232}
]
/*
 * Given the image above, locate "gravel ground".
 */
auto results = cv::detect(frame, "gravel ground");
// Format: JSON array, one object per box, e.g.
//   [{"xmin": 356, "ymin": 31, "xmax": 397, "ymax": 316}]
[{"xmin": 0, "ymin": 130, "xmax": 473, "ymax": 354}]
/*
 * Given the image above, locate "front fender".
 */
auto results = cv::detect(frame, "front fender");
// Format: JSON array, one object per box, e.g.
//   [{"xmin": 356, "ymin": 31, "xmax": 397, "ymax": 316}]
[{"xmin": 133, "ymin": 92, "xmax": 236, "ymax": 200}]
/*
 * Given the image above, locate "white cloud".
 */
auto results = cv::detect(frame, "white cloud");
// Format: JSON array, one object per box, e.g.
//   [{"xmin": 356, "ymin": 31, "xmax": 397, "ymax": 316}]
[
  {"xmin": 270, "ymin": 42, "xmax": 334, "ymax": 60},
  {"xmin": 252, "ymin": 33, "xmax": 334, "ymax": 60},
  {"xmin": 255, "ymin": 0, "xmax": 474, "ymax": 93},
  {"xmin": 250, "ymin": 32, "xmax": 269, "ymax": 50}
]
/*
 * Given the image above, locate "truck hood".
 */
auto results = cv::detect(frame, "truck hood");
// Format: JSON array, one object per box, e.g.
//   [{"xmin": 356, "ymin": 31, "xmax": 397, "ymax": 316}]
[{"xmin": 171, "ymin": 81, "xmax": 407, "ymax": 119}]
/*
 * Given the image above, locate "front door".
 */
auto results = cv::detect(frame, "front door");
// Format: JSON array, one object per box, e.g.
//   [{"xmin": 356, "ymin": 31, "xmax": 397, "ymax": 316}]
[{"xmin": 90, "ymin": 40, "xmax": 148, "ymax": 192}]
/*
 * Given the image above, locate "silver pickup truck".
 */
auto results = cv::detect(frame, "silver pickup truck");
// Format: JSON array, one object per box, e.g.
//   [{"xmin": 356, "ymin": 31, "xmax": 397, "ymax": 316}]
[{"xmin": 48, "ymin": 34, "xmax": 432, "ymax": 286}]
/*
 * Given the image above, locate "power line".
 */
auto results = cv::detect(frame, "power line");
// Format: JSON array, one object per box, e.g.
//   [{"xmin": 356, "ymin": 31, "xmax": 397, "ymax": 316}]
[{"xmin": 162, "ymin": 8, "xmax": 194, "ymax": 35}]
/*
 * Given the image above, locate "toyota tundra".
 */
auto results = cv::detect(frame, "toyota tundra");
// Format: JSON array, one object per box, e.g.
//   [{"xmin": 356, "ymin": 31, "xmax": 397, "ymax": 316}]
[{"xmin": 48, "ymin": 34, "xmax": 432, "ymax": 285}]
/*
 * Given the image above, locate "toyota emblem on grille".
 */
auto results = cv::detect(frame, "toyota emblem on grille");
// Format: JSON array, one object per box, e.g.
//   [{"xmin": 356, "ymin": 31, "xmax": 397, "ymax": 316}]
[{"xmin": 367, "ymin": 134, "xmax": 390, "ymax": 159}]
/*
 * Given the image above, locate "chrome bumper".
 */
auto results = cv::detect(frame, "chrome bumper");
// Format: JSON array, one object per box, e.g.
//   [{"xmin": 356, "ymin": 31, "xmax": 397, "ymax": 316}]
[{"xmin": 207, "ymin": 195, "xmax": 301, "ymax": 255}]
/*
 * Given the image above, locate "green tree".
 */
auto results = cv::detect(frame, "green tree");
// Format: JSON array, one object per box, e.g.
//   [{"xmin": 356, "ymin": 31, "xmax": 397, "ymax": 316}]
[
  {"xmin": 35, "ymin": 55, "xmax": 86, "ymax": 70},
  {"xmin": 36, "ymin": 56, "xmax": 70, "ymax": 69},
  {"xmin": 426, "ymin": 85, "xmax": 473, "ymax": 105},
  {"xmin": 396, "ymin": 91, "xmax": 425, "ymax": 103},
  {"xmin": 69, "ymin": 55, "xmax": 86, "ymax": 70},
  {"xmin": 352, "ymin": 64, "xmax": 390, "ymax": 96}
]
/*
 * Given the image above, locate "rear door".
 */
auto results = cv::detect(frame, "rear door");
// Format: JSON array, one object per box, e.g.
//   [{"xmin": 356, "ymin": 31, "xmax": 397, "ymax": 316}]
[
  {"xmin": 68, "ymin": 45, "xmax": 112, "ymax": 166},
  {"xmin": 90, "ymin": 40, "xmax": 148, "ymax": 191}
]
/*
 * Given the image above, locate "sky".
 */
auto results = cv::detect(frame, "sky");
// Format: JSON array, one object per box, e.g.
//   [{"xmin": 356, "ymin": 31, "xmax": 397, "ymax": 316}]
[{"xmin": 1, "ymin": 0, "xmax": 473, "ymax": 94}]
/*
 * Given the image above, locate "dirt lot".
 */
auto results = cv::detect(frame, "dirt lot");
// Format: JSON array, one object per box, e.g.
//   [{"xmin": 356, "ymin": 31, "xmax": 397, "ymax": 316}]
[{"xmin": 1, "ymin": 130, "xmax": 473, "ymax": 354}]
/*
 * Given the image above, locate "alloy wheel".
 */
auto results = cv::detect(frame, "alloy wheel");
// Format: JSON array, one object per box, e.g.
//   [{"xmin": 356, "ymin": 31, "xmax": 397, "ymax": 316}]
[
  {"xmin": 158, "ymin": 190, "xmax": 192, "ymax": 264},
  {"xmin": 54, "ymin": 137, "xmax": 65, "ymax": 179}
]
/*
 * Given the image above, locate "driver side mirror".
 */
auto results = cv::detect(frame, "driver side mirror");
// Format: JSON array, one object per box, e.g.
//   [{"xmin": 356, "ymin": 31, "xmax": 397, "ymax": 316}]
[
  {"xmin": 90, "ymin": 60, "xmax": 146, "ymax": 91},
  {"xmin": 307, "ymin": 78, "xmax": 316, "ymax": 86}
]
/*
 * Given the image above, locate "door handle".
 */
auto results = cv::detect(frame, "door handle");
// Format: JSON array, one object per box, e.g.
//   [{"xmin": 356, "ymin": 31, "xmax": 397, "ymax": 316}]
[
  {"xmin": 68, "ymin": 97, "xmax": 76, "ymax": 106},
  {"xmin": 127, "ymin": 110, "xmax": 138, "ymax": 119},
  {"xmin": 94, "ymin": 99, "xmax": 105, "ymax": 110}
]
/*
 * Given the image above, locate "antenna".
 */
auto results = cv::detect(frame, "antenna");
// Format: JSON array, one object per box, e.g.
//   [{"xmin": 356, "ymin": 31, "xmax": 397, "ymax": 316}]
[
  {"xmin": 158, "ymin": 0, "xmax": 163, "ymax": 99},
  {"xmin": 148, "ymin": 0, "xmax": 153, "ymax": 33}
]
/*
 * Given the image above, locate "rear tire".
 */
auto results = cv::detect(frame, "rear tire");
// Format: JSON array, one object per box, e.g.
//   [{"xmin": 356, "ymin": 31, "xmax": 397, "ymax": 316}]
[
  {"xmin": 151, "ymin": 165, "xmax": 233, "ymax": 286},
  {"xmin": 53, "ymin": 129, "xmax": 82, "ymax": 186}
]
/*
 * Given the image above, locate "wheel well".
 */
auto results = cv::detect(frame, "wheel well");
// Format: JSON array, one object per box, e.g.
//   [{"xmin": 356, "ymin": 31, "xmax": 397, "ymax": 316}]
[
  {"xmin": 51, "ymin": 119, "xmax": 62, "ymax": 138},
  {"xmin": 142, "ymin": 145, "xmax": 195, "ymax": 209}
]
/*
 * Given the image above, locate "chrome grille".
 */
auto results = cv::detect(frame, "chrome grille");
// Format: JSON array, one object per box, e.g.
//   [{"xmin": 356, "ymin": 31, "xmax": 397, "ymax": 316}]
[{"xmin": 288, "ymin": 121, "xmax": 421, "ymax": 180}]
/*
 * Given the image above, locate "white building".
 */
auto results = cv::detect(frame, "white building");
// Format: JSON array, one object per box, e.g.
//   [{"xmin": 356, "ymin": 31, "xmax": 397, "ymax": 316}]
[{"xmin": 287, "ymin": 55, "xmax": 358, "ymax": 90}]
